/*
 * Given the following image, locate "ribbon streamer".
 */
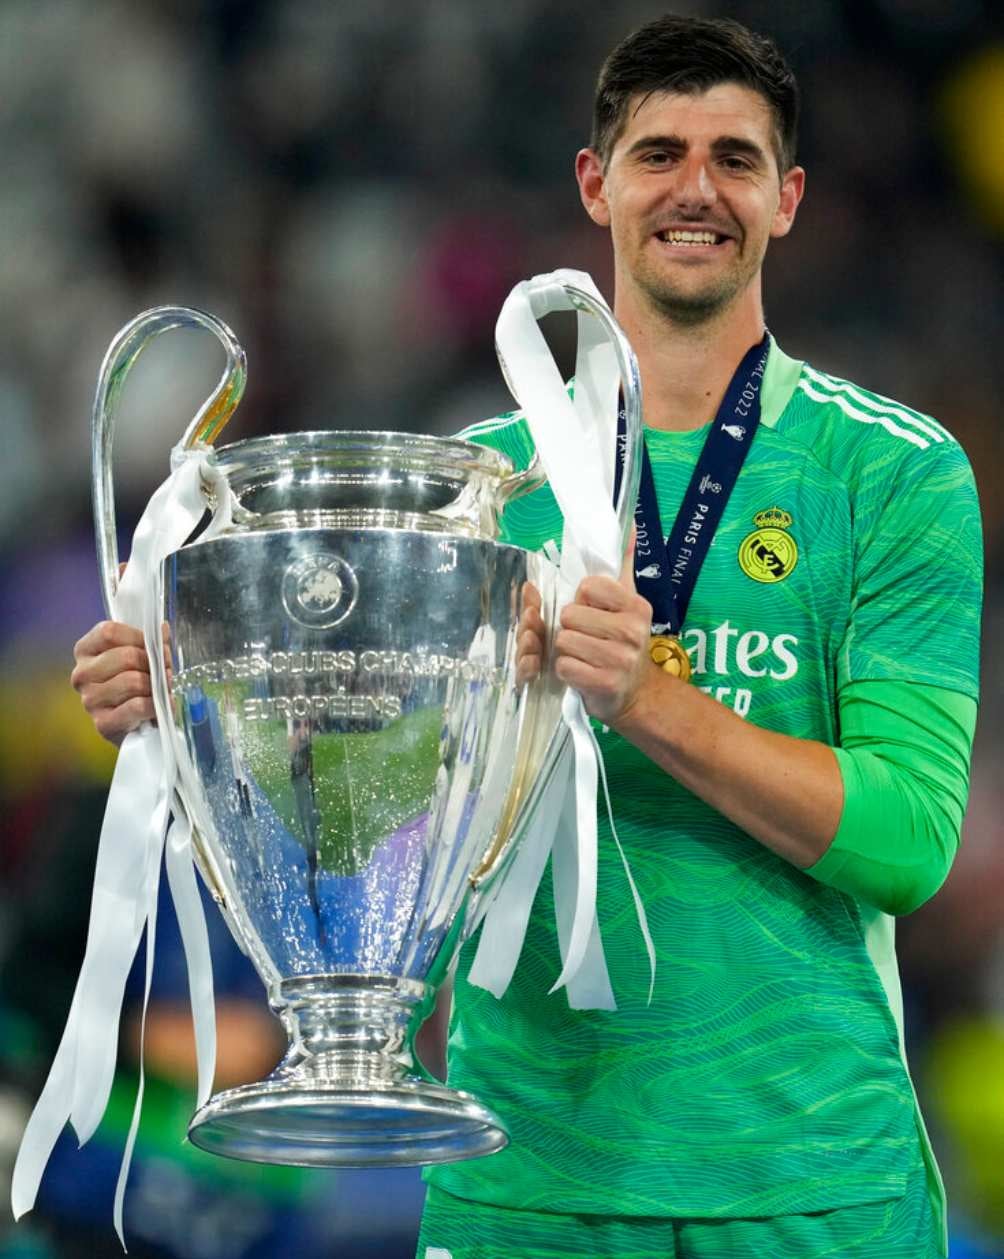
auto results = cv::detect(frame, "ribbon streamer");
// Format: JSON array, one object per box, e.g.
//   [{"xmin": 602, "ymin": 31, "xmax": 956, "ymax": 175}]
[
  {"xmin": 469, "ymin": 269, "xmax": 654, "ymax": 1009},
  {"xmin": 11, "ymin": 446, "xmax": 227, "ymax": 1245}
]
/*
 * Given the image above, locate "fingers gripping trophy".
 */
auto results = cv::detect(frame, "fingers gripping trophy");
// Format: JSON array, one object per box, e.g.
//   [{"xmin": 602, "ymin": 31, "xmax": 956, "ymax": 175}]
[{"xmin": 13, "ymin": 273, "xmax": 643, "ymax": 1233}]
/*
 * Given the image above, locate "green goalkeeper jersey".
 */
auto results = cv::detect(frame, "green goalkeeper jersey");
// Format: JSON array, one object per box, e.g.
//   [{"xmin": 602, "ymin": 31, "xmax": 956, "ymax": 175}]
[{"xmin": 426, "ymin": 338, "xmax": 982, "ymax": 1223}]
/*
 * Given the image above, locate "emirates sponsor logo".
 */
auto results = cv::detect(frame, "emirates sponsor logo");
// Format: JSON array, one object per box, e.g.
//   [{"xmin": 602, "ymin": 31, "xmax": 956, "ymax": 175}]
[
  {"xmin": 679, "ymin": 619, "xmax": 799, "ymax": 718},
  {"xmin": 682, "ymin": 619, "xmax": 798, "ymax": 681}
]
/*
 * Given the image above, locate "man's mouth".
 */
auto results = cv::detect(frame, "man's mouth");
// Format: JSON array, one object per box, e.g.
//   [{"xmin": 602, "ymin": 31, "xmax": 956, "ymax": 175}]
[{"xmin": 655, "ymin": 228, "xmax": 729, "ymax": 246}]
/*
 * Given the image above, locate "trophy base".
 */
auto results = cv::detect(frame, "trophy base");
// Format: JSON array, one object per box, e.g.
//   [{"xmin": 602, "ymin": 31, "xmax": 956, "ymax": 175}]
[{"xmin": 187, "ymin": 1077, "xmax": 508, "ymax": 1167}]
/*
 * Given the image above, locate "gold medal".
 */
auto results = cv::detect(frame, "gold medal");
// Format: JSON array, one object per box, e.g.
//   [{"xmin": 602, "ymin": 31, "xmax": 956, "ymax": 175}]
[{"xmin": 649, "ymin": 634, "xmax": 691, "ymax": 681}]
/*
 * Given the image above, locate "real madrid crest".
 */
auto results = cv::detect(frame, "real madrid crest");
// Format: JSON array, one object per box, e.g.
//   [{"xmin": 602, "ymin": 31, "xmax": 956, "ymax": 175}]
[{"xmin": 738, "ymin": 507, "xmax": 798, "ymax": 584}]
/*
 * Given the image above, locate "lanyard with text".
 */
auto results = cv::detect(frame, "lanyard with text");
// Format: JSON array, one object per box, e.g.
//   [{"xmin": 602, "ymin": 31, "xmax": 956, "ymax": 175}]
[{"xmin": 614, "ymin": 333, "xmax": 770, "ymax": 681}]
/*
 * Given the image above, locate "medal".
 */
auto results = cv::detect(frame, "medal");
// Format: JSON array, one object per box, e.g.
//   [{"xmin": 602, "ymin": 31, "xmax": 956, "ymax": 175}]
[{"xmin": 649, "ymin": 634, "xmax": 692, "ymax": 681}]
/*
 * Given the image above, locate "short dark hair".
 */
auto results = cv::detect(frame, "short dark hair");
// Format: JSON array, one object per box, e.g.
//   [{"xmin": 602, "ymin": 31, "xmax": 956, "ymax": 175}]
[{"xmin": 592, "ymin": 15, "xmax": 799, "ymax": 174}]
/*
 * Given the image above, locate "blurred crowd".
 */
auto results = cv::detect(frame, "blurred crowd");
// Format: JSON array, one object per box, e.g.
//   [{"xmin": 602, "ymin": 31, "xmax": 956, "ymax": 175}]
[{"xmin": 0, "ymin": 1, "xmax": 1001, "ymax": 1256}]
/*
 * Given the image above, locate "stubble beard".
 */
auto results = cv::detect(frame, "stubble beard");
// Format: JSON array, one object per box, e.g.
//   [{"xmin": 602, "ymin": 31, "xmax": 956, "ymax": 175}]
[
  {"xmin": 630, "ymin": 229, "xmax": 763, "ymax": 329},
  {"xmin": 635, "ymin": 252, "xmax": 752, "ymax": 328},
  {"xmin": 642, "ymin": 274, "xmax": 735, "ymax": 326}
]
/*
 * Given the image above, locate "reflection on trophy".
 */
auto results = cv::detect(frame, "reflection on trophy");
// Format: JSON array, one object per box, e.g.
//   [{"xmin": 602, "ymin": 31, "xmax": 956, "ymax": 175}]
[{"xmin": 87, "ymin": 283, "xmax": 641, "ymax": 1169}]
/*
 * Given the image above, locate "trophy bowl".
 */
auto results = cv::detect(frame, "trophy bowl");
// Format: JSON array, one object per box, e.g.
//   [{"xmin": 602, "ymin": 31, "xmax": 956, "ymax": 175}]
[{"xmin": 166, "ymin": 432, "xmax": 561, "ymax": 1166}]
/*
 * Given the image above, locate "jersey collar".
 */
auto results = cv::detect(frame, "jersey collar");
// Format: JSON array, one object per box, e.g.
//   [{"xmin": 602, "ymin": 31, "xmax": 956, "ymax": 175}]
[{"xmin": 760, "ymin": 336, "xmax": 804, "ymax": 429}]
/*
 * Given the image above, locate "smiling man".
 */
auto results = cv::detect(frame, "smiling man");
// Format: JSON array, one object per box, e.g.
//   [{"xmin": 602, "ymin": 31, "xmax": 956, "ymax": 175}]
[
  {"xmin": 414, "ymin": 14, "xmax": 981, "ymax": 1259},
  {"xmin": 586, "ymin": 87, "xmax": 800, "ymax": 331},
  {"xmin": 70, "ymin": 14, "xmax": 982, "ymax": 1259}
]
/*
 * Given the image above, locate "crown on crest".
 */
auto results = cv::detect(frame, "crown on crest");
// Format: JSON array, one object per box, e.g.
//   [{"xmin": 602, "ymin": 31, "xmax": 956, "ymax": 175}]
[{"xmin": 753, "ymin": 506, "xmax": 793, "ymax": 530}]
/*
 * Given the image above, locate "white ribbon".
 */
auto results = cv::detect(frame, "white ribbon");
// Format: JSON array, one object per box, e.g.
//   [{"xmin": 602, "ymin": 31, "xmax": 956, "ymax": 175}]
[
  {"xmin": 468, "ymin": 270, "xmax": 654, "ymax": 1009},
  {"xmin": 12, "ymin": 445, "xmax": 228, "ymax": 1246}
]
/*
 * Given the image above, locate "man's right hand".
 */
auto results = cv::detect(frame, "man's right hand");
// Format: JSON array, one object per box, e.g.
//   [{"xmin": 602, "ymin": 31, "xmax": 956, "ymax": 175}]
[{"xmin": 71, "ymin": 621, "xmax": 161, "ymax": 746}]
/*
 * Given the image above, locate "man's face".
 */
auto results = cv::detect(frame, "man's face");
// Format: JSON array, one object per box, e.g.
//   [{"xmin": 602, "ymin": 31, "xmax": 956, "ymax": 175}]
[{"xmin": 576, "ymin": 84, "xmax": 804, "ymax": 324}]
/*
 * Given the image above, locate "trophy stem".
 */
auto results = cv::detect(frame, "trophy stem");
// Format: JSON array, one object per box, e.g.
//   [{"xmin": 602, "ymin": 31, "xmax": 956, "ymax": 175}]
[
  {"xmin": 187, "ymin": 975, "xmax": 509, "ymax": 1168},
  {"xmin": 276, "ymin": 974, "xmax": 423, "ymax": 1082}
]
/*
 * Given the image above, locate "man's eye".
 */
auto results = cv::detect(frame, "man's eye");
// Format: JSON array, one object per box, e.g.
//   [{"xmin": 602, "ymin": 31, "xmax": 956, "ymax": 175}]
[
  {"xmin": 720, "ymin": 156, "xmax": 752, "ymax": 172},
  {"xmin": 643, "ymin": 151, "xmax": 672, "ymax": 166}
]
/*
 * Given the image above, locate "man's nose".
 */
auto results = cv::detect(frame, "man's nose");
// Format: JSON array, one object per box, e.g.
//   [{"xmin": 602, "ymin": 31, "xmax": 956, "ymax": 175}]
[{"xmin": 672, "ymin": 155, "xmax": 717, "ymax": 210}]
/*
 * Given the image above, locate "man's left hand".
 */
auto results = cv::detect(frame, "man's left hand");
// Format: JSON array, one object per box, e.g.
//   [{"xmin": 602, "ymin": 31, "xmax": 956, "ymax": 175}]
[{"xmin": 554, "ymin": 542, "xmax": 655, "ymax": 727}]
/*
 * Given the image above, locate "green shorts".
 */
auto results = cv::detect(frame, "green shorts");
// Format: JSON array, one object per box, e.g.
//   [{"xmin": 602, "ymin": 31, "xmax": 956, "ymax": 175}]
[{"xmin": 417, "ymin": 1160, "xmax": 941, "ymax": 1258}]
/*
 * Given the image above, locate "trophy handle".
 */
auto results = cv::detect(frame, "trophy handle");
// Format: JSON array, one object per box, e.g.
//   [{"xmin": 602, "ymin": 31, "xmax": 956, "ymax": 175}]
[
  {"xmin": 558, "ymin": 279, "xmax": 642, "ymax": 546},
  {"xmin": 491, "ymin": 280, "xmax": 642, "ymax": 542},
  {"xmin": 496, "ymin": 450, "xmax": 545, "ymax": 505},
  {"xmin": 467, "ymin": 280, "xmax": 643, "ymax": 894},
  {"xmin": 91, "ymin": 306, "xmax": 247, "ymax": 618}
]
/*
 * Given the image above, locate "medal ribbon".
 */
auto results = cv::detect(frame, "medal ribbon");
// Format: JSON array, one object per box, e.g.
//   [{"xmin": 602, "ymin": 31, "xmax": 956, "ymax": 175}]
[{"xmin": 615, "ymin": 333, "xmax": 770, "ymax": 644}]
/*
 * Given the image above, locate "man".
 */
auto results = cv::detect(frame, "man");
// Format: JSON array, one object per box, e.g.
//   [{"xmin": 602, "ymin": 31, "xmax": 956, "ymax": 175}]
[{"xmin": 72, "ymin": 15, "xmax": 981, "ymax": 1259}]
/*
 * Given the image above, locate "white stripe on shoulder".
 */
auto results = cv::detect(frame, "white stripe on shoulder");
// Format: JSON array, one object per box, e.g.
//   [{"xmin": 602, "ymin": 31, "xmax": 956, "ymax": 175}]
[
  {"xmin": 802, "ymin": 366, "xmax": 950, "ymax": 443},
  {"xmin": 456, "ymin": 412, "xmax": 525, "ymax": 440},
  {"xmin": 798, "ymin": 379, "xmax": 930, "ymax": 449}
]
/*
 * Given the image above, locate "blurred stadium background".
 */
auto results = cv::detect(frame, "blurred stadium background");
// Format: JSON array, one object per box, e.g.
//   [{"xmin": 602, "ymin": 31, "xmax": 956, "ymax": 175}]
[{"xmin": 0, "ymin": 1, "xmax": 1001, "ymax": 1256}]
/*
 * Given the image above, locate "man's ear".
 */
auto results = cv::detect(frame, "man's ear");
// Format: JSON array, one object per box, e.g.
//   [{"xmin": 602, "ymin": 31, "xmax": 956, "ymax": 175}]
[
  {"xmin": 770, "ymin": 165, "xmax": 805, "ymax": 239},
  {"xmin": 575, "ymin": 148, "xmax": 612, "ymax": 228}
]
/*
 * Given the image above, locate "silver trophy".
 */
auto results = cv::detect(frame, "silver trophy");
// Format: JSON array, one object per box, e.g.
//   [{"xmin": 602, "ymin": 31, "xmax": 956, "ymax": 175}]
[{"xmin": 91, "ymin": 287, "xmax": 641, "ymax": 1168}]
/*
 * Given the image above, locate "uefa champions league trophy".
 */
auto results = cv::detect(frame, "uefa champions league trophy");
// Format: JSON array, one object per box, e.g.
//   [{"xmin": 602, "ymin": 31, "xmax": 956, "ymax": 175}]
[{"xmin": 89, "ymin": 285, "xmax": 642, "ymax": 1169}]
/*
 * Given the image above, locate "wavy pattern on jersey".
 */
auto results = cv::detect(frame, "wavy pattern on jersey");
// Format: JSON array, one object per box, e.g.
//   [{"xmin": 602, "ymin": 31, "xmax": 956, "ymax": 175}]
[
  {"xmin": 778, "ymin": 375, "xmax": 982, "ymax": 701},
  {"xmin": 427, "ymin": 358, "xmax": 980, "ymax": 1223}
]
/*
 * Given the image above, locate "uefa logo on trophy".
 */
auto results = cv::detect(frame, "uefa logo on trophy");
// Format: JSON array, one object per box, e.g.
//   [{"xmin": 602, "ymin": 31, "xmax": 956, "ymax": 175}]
[{"xmin": 281, "ymin": 554, "xmax": 359, "ymax": 629}]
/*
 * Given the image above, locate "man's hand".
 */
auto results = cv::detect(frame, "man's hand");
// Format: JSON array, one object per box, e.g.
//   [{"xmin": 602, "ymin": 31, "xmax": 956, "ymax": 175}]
[
  {"xmin": 515, "ymin": 581, "xmax": 546, "ymax": 687},
  {"xmin": 517, "ymin": 545, "xmax": 842, "ymax": 873},
  {"xmin": 554, "ymin": 543, "xmax": 654, "ymax": 727},
  {"xmin": 71, "ymin": 620, "xmax": 166, "ymax": 746}
]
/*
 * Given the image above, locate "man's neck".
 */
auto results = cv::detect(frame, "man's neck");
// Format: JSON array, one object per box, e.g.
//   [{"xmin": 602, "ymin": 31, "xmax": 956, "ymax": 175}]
[{"xmin": 613, "ymin": 289, "xmax": 766, "ymax": 432}]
